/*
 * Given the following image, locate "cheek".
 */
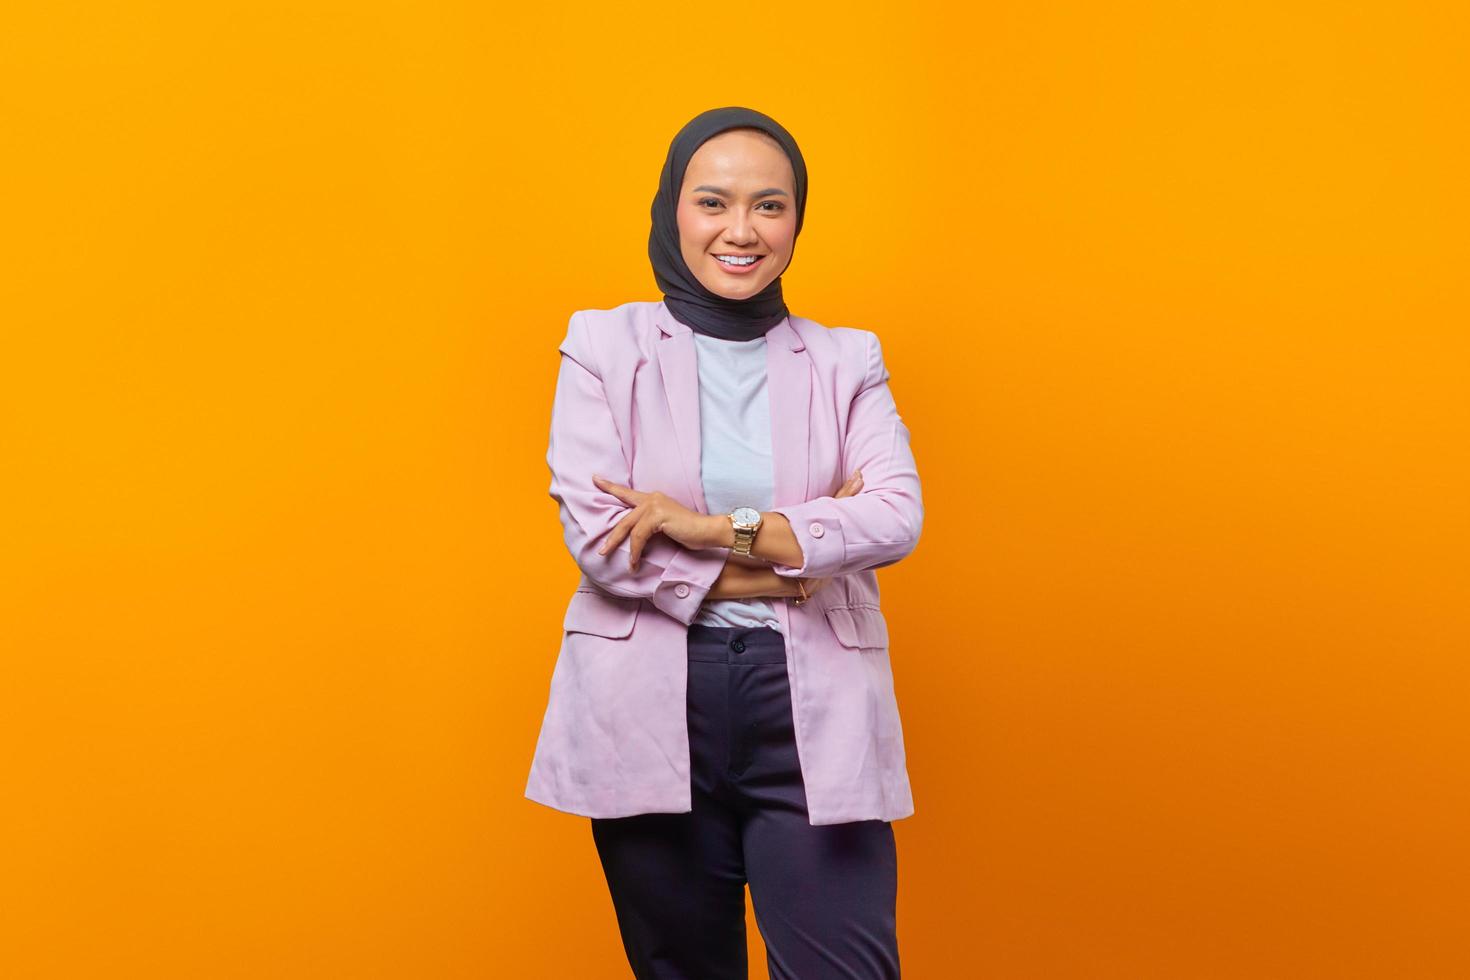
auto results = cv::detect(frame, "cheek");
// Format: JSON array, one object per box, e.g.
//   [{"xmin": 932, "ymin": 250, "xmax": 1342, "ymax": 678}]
[
  {"xmin": 677, "ymin": 210, "xmax": 714, "ymax": 252},
  {"xmin": 767, "ymin": 220, "xmax": 797, "ymax": 254}
]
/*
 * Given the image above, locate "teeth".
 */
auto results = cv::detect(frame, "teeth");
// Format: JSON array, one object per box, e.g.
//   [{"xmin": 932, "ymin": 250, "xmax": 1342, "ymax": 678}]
[{"xmin": 716, "ymin": 255, "xmax": 759, "ymax": 266}]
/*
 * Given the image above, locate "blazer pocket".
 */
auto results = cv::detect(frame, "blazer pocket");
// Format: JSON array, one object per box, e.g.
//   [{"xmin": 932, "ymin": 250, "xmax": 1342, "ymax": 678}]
[
  {"xmin": 563, "ymin": 588, "xmax": 641, "ymax": 638},
  {"xmin": 823, "ymin": 603, "xmax": 890, "ymax": 650}
]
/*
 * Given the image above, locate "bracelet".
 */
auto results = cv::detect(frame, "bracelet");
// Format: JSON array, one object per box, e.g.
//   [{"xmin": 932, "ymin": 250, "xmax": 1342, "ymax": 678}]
[{"xmin": 794, "ymin": 579, "xmax": 809, "ymax": 605}]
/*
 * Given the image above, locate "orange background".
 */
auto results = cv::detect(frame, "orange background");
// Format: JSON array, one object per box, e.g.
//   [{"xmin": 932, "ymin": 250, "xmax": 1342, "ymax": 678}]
[{"xmin": 3, "ymin": 2, "xmax": 1467, "ymax": 978}]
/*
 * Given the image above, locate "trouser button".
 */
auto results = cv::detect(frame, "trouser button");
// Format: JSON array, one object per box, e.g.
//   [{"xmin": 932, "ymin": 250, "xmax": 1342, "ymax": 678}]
[{"xmin": 732, "ymin": 639, "xmax": 746, "ymax": 653}]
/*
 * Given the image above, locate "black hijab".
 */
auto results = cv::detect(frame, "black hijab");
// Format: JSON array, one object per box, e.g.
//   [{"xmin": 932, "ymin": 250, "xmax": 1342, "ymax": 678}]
[{"xmin": 648, "ymin": 106, "xmax": 808, "ymax": 342}]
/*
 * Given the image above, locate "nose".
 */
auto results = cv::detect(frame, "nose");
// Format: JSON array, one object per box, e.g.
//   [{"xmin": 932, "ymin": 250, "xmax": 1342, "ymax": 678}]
[{"xmin": 722, "ymin": 210, "xmax": 758, "ymax": 247}]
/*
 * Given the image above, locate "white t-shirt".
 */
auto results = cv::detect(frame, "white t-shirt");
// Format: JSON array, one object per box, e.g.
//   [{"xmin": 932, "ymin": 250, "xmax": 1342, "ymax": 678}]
[{"xmin": 690, "ymin": 332, "xmax": 785, "ymax": 635}]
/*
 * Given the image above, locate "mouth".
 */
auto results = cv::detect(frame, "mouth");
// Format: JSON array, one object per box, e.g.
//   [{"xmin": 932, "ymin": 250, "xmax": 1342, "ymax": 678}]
[{"xmin": 711, "ymin": 253, "xmax": 768, "ymax": 276}]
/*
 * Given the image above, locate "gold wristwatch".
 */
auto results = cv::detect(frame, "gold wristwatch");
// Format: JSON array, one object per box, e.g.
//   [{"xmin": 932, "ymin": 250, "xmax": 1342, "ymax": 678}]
[{"xmin": 727, "ymin": 506, "xmax": 763, "ymax": 557}]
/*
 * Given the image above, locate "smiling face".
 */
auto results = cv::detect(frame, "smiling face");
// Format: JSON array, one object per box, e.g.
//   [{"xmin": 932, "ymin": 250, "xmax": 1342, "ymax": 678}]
[{"xmin": 676, "ymin": 128, "xmax": 798, "ymax": 301}]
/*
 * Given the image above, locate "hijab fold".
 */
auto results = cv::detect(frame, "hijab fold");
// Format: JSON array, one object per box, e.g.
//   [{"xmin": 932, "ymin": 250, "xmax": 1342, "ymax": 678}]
[{"xmin": 648, "ymin": 107, "xmax": 808, "ymax": 342}]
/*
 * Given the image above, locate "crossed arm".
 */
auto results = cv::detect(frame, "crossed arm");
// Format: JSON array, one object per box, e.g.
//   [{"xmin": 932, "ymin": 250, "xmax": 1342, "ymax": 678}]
[
  {"xmin": 547, "ymin": 314, "xmax": 922, "ymax": 625},
  {"xmin": 684, "ymin": 469, "xmax": 866, "ymax": 600},
  {"xmin": 709, "ymin": 551, "xmax": 804, "ymax": 601}
]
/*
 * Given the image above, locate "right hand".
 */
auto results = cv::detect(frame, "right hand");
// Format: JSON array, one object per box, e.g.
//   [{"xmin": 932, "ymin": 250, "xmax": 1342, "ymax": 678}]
[{"xmin": 796, "ymin": 469, "xmax": 863, "ymax": 602}]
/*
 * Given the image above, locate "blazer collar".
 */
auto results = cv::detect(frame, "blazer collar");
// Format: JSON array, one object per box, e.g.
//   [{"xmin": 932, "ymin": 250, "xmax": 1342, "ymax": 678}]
[
  {"xmin": 653, "ymin": 301, "xmax": 805, "ymax": 351},
  {"xmin": 653, "ymin": 302, "xmax": 811, "ymax": 515}
]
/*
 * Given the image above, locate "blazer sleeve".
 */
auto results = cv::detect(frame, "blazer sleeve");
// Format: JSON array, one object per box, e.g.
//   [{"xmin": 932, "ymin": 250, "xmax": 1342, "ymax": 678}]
[
  {"xmin": 546, "ymin": 311, "xmax": 728, "ymax": 625},
  {"xmin": 769, "ymin": 329, "xmax": 924, "ymax": 580}
]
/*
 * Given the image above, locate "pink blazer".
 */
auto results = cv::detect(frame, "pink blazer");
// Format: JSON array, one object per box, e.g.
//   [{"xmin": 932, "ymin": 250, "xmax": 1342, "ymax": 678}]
[{"xmin": 524, "ymin": 300, "xmax": 924, "ymax": 826}]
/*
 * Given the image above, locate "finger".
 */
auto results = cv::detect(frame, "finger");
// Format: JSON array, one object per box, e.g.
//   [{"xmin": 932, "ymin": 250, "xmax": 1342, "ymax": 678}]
[
  {"xmin": 626, "ymin": 516, "xmax": 659, "ymax": 571},
  {"xmin": 593, "ymin": 474, "xmax": 635, "ymax": 503},
  {"xmin": 597, "ymin": 512, "xmax": 633, "ymax": 556}
]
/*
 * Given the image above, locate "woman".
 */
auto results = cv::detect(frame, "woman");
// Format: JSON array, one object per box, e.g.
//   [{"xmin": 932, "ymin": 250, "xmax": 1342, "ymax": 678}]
[{"xmin": 525, "ymin": 106, "xmax": 924, "ymax": 979}]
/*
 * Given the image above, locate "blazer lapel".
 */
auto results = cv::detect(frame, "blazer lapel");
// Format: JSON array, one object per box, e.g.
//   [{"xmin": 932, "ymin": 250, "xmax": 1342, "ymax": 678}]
[
  {"xmin": 765, "ymin": 318, "xmax": 811, "ymax": 509},
  {"xmin": 654, "ymin": 304, "xmax": 811, "ymax": 514},
  {"xmin": 654, "ymin": 326, "xmax": 707, "ymax": 513}
]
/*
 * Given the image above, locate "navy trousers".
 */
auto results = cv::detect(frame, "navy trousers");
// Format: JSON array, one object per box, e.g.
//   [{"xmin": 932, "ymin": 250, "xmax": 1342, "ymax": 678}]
[{"xmin": 590, "ymin": 624, "xmax": 901, "ymax": 980}]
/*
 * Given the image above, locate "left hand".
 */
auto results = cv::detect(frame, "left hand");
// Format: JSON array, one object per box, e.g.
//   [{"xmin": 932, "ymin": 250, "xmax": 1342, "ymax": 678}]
[{"xmin": 593, "ymin": 475, "xmax": 723, "ymax": 570}]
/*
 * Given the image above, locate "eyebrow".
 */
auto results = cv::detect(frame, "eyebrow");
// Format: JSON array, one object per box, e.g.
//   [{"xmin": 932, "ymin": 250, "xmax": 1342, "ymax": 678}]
[{"xmin": 690, "ymin": 185, "xmax": 789, "ymax": 198}]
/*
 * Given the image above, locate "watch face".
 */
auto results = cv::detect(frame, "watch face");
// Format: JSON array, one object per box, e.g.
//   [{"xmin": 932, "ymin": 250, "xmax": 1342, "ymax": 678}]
[{"xmin": 731, "ymin": 506, "xmax": 761, "ymax": 526}]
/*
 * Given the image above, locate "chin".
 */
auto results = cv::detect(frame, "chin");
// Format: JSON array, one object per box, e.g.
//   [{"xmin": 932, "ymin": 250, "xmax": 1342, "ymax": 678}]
[
  {"xmin": 713, "ymin": 282, "xmax": 763, "ymax": 299},
  {"xmin": 699, "ymin": 271, "xmax": 772, "ymax": 300}
]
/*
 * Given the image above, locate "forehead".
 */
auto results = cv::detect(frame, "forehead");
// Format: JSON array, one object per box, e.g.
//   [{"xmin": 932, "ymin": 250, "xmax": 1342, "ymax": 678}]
[{"xmin": 681, "ymin": 130, "xmax": 794, "ymax": 192}]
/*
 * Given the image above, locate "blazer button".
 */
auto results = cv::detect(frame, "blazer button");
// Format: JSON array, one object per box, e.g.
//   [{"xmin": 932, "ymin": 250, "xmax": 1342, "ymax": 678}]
[
  {"xmin": 809, "ymin": 522, "xmax": 825, "ymax": 538},
  {"xmin": 674, "ymin": 583, "xmax": 690, "ymax": 598}
]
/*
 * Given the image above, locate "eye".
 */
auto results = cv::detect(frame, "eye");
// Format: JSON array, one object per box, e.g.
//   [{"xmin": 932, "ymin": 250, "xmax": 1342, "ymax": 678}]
[
  {"xmin": 697, "ymin": 197, "xmax": 724, "ymax": 209},
  {"xmin": 757, "ymin": 201, "xmax": 785, "ymax": 212}
]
